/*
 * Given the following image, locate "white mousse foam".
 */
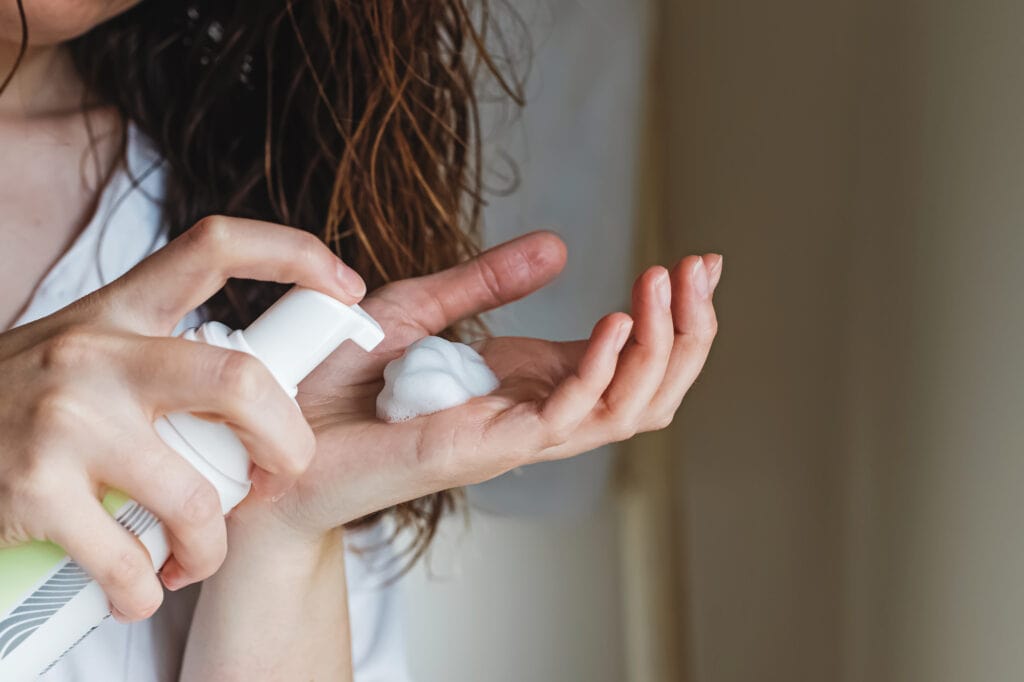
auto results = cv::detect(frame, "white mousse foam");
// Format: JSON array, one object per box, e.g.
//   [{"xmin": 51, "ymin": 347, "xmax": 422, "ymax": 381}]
[{"xmin": 376, "ymin": 336, "xmax": 500, "ymax": 423}]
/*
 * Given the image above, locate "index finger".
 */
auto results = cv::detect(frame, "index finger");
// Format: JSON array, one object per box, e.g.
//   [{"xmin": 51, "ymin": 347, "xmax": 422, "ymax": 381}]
[
  {"xmin": 98, "ymin": 216, "xmax": 366, "ymax": 334},
  {"xmin": 372, "ymin": 230, "xmax": 568, "ymax": 336}
]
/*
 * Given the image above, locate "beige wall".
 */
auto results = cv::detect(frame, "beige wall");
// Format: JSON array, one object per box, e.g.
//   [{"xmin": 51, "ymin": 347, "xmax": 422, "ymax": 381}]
[
  {"xmin": 660, "ymin": 1, "xmax": 857, "ymax": 680},
  {"xmin": 847, "ymin": 3, "xmax": 1024, "ymax": 681},
  {"xmin": 659, "ymin": 1, "xmax": 1024, "ymax": 681}
]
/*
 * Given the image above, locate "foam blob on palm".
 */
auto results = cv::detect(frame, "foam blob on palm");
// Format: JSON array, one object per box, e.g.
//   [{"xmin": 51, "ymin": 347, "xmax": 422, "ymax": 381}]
[{"xmin": 376, "ymin": 336, "xmax": 500, "ymax": 423}]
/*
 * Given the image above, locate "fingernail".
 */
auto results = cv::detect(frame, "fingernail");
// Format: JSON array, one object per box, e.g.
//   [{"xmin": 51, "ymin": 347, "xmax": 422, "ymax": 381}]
[
  {"xmin": 655, "ymin": 270, "xmax": 671, "ymax": 308},
  {"xmin": 161, "ymin": 567, "xmax": 182, "ymax": 592},
  {"xmin": 614, "ymin": 321, "xmax": 632, "ymax": 351},
  {"xmin": 708, "ymin": 254, "xmax": 724, "ymax": 292},
  {"xmin": 337, "ymin": 262, "xmax": 367, "ymax": 300},
  {"xmin": 692, "ymin": 258, "xmax": 710, "ymax": 299}
]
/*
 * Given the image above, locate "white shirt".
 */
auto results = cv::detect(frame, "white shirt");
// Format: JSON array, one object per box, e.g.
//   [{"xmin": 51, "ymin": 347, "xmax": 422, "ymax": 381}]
[{"xmin": 11, "ymin": 125, "xmax": 409, "ymax": 682}]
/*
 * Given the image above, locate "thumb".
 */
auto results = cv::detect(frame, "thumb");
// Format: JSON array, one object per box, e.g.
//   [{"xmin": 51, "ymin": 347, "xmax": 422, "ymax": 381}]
[
  {"xmin": 368, "ymin": 230, "xmax": 568, "ymax": 337},
  {"xmin": 93, "ymin": 216, "xmax": 365, "ymax": 334}
]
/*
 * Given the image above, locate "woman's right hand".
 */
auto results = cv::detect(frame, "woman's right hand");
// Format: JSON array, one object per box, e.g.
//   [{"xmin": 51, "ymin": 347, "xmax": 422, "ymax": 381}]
[{"xmin": 0, "ymin": 216, "xmax": 365, "ymax": 622}]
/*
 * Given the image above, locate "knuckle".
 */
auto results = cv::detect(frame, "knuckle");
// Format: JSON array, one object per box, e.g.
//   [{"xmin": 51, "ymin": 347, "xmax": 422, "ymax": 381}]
[
  {"xmin": 101, "ymin": 550, "xmax": 154, "ymax": 601},
  {"xmin": 215, "ymin": 351, "xmax": 268, "ymax": 405},
  {"xmin": 296, "ymin": 231, "xmax": 328, "ymax": 265},
  {"xmin": 681, "ymin": 321, "xmax": 717, "ymax": 349},
  {"xmin": 32, "ymin": 387, "xmax": 87, "ymax": 433},
  {"xmin": 39, "ymin": 326, "xmax": 104, "ymax": 370},
  {"xmin": 700, "ymin": 318, "xmax": 719, "ymax": 344},
  {"xmin": 542, "ymin": 421, "xmax": 572, "ymax": 450},
  {"xmin": 473, "ymin": 258, "xmax": 506, "ymax": 305},
  {"xmin": 186, "ymin": 216, "xmax": 233, "ymax": 255},
  {"xmin": 178, "ymin": 480, "xmax": 222, "ymax": 528},
  {"xmin": 3, "ymin": 463, "xmax": 55, "ymax": 516}
]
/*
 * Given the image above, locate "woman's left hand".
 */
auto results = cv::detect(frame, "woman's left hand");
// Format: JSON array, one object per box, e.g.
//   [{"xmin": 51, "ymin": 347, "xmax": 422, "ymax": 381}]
[{"xmin": 230, "ymin": 231, "xmax": 720, "ymax": 540}]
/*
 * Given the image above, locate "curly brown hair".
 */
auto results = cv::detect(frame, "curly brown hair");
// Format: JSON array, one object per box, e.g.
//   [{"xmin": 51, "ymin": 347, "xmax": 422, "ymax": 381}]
[{"xmin": 5, "ymin": 0, "xmax": 525, "ymax": 565}]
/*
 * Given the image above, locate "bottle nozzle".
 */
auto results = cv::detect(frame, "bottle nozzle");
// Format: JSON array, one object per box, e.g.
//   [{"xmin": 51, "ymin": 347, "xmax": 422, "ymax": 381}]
[{"xmin": 241, "ymin": 287, "xmax": 385, "ymax": 391}]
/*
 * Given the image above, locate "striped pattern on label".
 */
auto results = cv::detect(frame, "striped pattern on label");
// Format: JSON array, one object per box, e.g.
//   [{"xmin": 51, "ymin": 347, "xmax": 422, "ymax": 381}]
[{"xmin": 0, "ymin": 501, "xmax": 157, "ymax": 660}]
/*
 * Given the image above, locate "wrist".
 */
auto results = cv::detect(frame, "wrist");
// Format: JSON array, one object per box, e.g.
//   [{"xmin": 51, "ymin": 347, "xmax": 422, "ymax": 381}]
[
  {"xmin": 184, "ymin": 496, "xmax": 351, "ymax": 681},
  {"xmin": 226, "ymin": 498, "xmax": 342, "ymax": 568}
]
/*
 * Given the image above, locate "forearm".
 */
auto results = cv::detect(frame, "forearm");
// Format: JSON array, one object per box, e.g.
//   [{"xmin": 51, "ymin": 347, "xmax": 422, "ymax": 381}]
[{"xmin": 180, "ymin": 506, "xmax": 352, "ymax": 682}]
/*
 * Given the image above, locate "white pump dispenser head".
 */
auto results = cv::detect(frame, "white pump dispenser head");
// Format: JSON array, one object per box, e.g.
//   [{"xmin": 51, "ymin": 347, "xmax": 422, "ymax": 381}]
[{"xmin": 242, "ymin": 287, "xmax": 384, "ymax": 392}]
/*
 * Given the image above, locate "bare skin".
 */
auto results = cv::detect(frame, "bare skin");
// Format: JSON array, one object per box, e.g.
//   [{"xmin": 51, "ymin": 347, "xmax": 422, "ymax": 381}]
[{"xmin": 0, "ymin": 43, "xmax": 122, "ymax": 328}]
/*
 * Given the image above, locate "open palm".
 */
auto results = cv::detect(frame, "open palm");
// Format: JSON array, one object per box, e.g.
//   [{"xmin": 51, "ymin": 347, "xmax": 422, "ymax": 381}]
[{"xmin": 261, "ymin": 232, "xmax": 721, "ymax": 536}]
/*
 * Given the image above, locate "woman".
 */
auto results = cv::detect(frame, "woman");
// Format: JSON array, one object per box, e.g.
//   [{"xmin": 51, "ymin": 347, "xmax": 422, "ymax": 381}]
[{"xmin": 0, "ymin": 0, "xmax": 721, "ymax": 679}]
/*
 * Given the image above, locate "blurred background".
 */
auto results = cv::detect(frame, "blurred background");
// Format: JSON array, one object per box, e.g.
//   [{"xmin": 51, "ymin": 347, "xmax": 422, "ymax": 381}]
[{"xmin": 392, "ymin": 0, "xmax": 1024, "ymax": 680}]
